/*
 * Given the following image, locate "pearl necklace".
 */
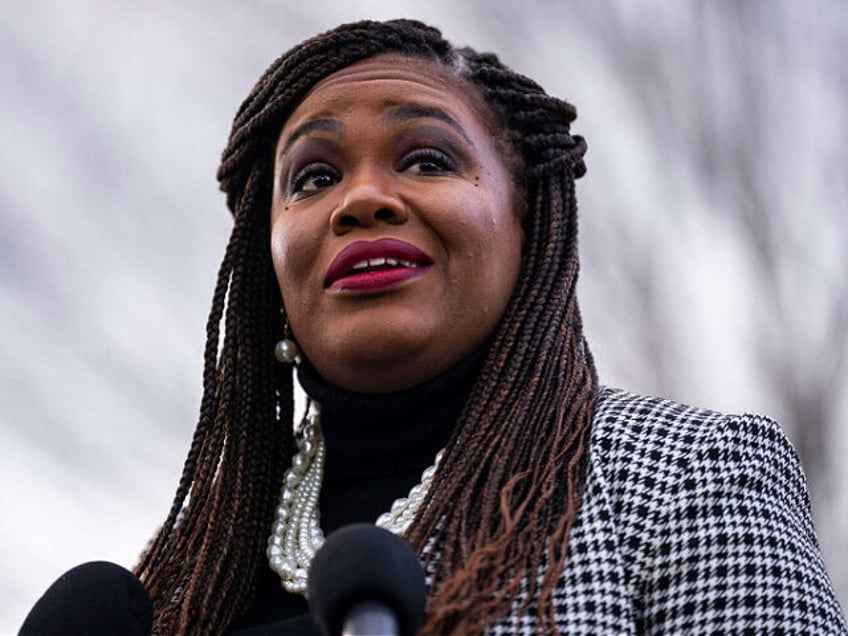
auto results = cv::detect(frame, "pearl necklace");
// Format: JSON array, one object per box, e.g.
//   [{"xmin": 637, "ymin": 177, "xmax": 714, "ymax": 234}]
[{"xmin": 266, "ymin": 401, "xmax": 443, "ymax": 595}]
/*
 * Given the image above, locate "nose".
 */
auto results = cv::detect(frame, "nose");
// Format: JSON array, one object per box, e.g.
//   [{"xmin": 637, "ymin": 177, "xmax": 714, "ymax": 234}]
[{"xmin": 330, "ymin": 166, "xmax": 408, "ymax": 234}]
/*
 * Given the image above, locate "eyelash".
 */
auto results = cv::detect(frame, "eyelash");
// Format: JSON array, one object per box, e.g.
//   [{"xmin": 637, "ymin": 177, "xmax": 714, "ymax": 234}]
[
  {"xmin": 396, "ymin": 148, "xmax": 457, "ymax": 174},
  {"xmin": 291, "ymin": 162, "xmax": 341, "ymax": 194},
  {"xmin": 289, "ymin": 148, "xmax": 457, "ymax": 196}
]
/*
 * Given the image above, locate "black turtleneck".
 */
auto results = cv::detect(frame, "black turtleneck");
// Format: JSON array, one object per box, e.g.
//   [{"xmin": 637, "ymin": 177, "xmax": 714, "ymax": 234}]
[{"xmin": 228, "ymin": 347, "xmax": 487, "ymax": 635}]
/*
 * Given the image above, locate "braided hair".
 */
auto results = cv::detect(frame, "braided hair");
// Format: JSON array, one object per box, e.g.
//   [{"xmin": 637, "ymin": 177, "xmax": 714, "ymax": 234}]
[{"xmin": 135, "ymin": 19, "xmax": 597, "ymax": 635}]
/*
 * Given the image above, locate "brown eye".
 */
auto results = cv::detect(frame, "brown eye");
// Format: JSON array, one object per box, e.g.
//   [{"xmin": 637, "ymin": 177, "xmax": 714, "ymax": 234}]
[
  {"xmin": 291, "ymin": 163, "xmax": 341, "ymax": 194},
  {"xmin": 398, "ymin": 149, "xmax": 456, "ymax": 175}
]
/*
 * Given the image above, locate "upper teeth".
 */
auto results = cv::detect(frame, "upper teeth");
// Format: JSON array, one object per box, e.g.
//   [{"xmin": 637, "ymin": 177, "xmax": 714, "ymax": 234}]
[{"xmin": 351, "ymin": 257, "xmax": 418, "ymax": 270}]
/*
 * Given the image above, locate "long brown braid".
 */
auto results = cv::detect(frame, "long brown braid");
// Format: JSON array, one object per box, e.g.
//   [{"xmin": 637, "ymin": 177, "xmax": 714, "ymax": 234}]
[{"xmin": 135, "ymin": 19, "xmax": 597, "ymax": 635}]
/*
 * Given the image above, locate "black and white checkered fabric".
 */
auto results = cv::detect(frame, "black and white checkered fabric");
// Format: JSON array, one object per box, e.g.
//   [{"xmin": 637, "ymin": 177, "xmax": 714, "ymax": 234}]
[{"xmin": 486, "ymin": 386, "xmax": 847, "ymax": 634}]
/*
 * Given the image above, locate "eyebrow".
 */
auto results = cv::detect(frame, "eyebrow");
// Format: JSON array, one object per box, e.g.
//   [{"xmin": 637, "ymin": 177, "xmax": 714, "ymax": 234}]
[
  {"xmin": 383, "ymin": 105, "xmax": 473, "ymax": 145},
  {"xmin": 277, "ymin": 105, "xmax": 473, "ymax": 161},
  {"xmin": 278, "ymin": 118, "xmax": 344, "ymax": 159}
]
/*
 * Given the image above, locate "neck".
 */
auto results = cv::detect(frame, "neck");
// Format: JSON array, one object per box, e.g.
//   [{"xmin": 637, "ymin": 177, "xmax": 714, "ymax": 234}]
[{"xmin": 296, "ymin": 344, "xmax": 488, "ymax": 505}]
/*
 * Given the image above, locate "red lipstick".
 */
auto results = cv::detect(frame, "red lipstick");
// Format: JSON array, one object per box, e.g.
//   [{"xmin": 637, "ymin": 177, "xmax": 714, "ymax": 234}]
[{"xmin": 324, "ymin": 238, "xmax": 433, "ymax": 292}]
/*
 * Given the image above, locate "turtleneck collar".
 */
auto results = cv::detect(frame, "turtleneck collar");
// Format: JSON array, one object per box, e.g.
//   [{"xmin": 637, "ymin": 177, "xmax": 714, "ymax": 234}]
[{"xmin": 296, "ymin": 344, "xmax": 489, "ymax": 482}]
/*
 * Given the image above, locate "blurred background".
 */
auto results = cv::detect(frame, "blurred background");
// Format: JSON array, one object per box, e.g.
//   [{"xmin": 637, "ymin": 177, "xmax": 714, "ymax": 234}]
[{"xmin": 2, "ymin": 0, "xmax": 846, "ymax": 629}]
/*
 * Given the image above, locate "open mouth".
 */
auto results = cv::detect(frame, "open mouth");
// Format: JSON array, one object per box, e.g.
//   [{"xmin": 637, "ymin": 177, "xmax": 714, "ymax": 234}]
[
  {"xmin": 346, "ymin": 256, "xmax": 423, "ymax": 275},
  {"xmin": 324, "ymin": 238, "xmax": 433, "ymax": 291}
]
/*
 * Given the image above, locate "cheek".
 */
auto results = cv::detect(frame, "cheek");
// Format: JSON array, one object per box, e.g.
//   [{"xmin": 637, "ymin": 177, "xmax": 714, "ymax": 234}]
[
  {"xmin": 270, "ymin": 216, "xmax": 310, "ymax": 304},
  {"xmin": 480, "ymin": 199, "xmax": 524, "ymax": 301},
  {"xmin": 441, "ymin": 200, "xmax": 522, "ymax": 315},
  {"xmin": 269, "ymin": 221, "xmax": 290, "ymax": 289},
  {"xmin": 453, "ymin": 189, "xmax": 523, "ymax": 267}
]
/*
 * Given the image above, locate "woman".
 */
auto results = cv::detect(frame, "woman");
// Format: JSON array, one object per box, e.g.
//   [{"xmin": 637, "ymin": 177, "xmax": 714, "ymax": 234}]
[{"xmin": 132, "ymin": 19, "xmax": 845, "ymax": 635}]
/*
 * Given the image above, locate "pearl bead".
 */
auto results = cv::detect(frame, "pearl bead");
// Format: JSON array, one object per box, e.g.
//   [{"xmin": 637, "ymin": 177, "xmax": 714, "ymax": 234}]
[
  {"xmin": 391, "ymin": 497, "xmax": 408, "ymax": 513},
  {"xmin": 268, "ymin": 404, "xmax": 442, "ymax": 596},
  {"xmin": 274, "ymin": 338, "xmax": 300, "ymax": 364}
]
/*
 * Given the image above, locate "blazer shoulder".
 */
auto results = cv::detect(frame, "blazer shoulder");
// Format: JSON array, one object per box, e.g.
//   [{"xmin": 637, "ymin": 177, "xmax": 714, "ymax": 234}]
[
  {"xmin": 591, "ymin": 385, "xmax": 728, "ymax": 469},
  {"xmin": 590, "ymin": 385, "xmax": 796, "ymax": 472},
  {"xmin": 587, "ymin": 386, "xmax": 802, "ymax": 539},
  {"xmin": 587, "ymin": 388, "xmax": 846, "ymax": 633}
]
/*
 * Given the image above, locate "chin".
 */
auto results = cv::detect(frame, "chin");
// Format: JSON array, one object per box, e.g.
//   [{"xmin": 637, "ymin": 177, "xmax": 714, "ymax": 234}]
[
  {"xmin": 319, "ymin": 359, "xmax": 431, "ymax": 394},
  {"xmin": 308, "ymin": 330, "xmax": 447, "ymax": 393}
]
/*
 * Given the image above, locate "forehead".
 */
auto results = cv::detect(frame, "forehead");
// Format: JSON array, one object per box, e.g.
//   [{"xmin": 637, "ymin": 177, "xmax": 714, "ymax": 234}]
[{"xmin": 277, "ymin": 55, "xmax": 492, "ymax": 144}]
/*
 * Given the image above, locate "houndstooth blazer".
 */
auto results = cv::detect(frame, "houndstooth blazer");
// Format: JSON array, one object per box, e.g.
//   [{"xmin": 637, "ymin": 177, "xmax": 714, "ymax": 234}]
[{"xmin": 487, "ymin": 386, "xmax": 847, "ymax": 634}]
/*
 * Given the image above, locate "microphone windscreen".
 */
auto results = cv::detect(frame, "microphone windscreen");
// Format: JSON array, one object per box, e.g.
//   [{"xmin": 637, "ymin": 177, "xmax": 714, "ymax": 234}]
[
  {"xmin": 20, "ymin": 561, "xmax": 152, "ymax": 636},
  {"xmin": 308, "ymin": 524, "xmax": 426, "ymax": 636}
]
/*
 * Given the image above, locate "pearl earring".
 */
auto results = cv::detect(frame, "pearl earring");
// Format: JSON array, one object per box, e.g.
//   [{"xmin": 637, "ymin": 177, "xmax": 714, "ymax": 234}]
[{"xmin": 274, "ymin": 316, "xmax": 301, "ymax": 365}]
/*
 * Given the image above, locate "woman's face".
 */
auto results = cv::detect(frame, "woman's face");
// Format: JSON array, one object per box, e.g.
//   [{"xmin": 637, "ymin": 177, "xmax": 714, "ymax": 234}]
[{"xmin": 271, "ymin": 55, "xmax": 523, "ymax": 393}]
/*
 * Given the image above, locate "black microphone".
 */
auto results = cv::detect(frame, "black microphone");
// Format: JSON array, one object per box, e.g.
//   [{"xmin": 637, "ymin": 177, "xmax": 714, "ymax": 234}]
[
  {"xmin": 19, "ymin": 561, "xmax": 152, "ymax": 636},
  {"xmin": 308, "ymin": 524, "xmax": 426, "ymax": 636}
]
